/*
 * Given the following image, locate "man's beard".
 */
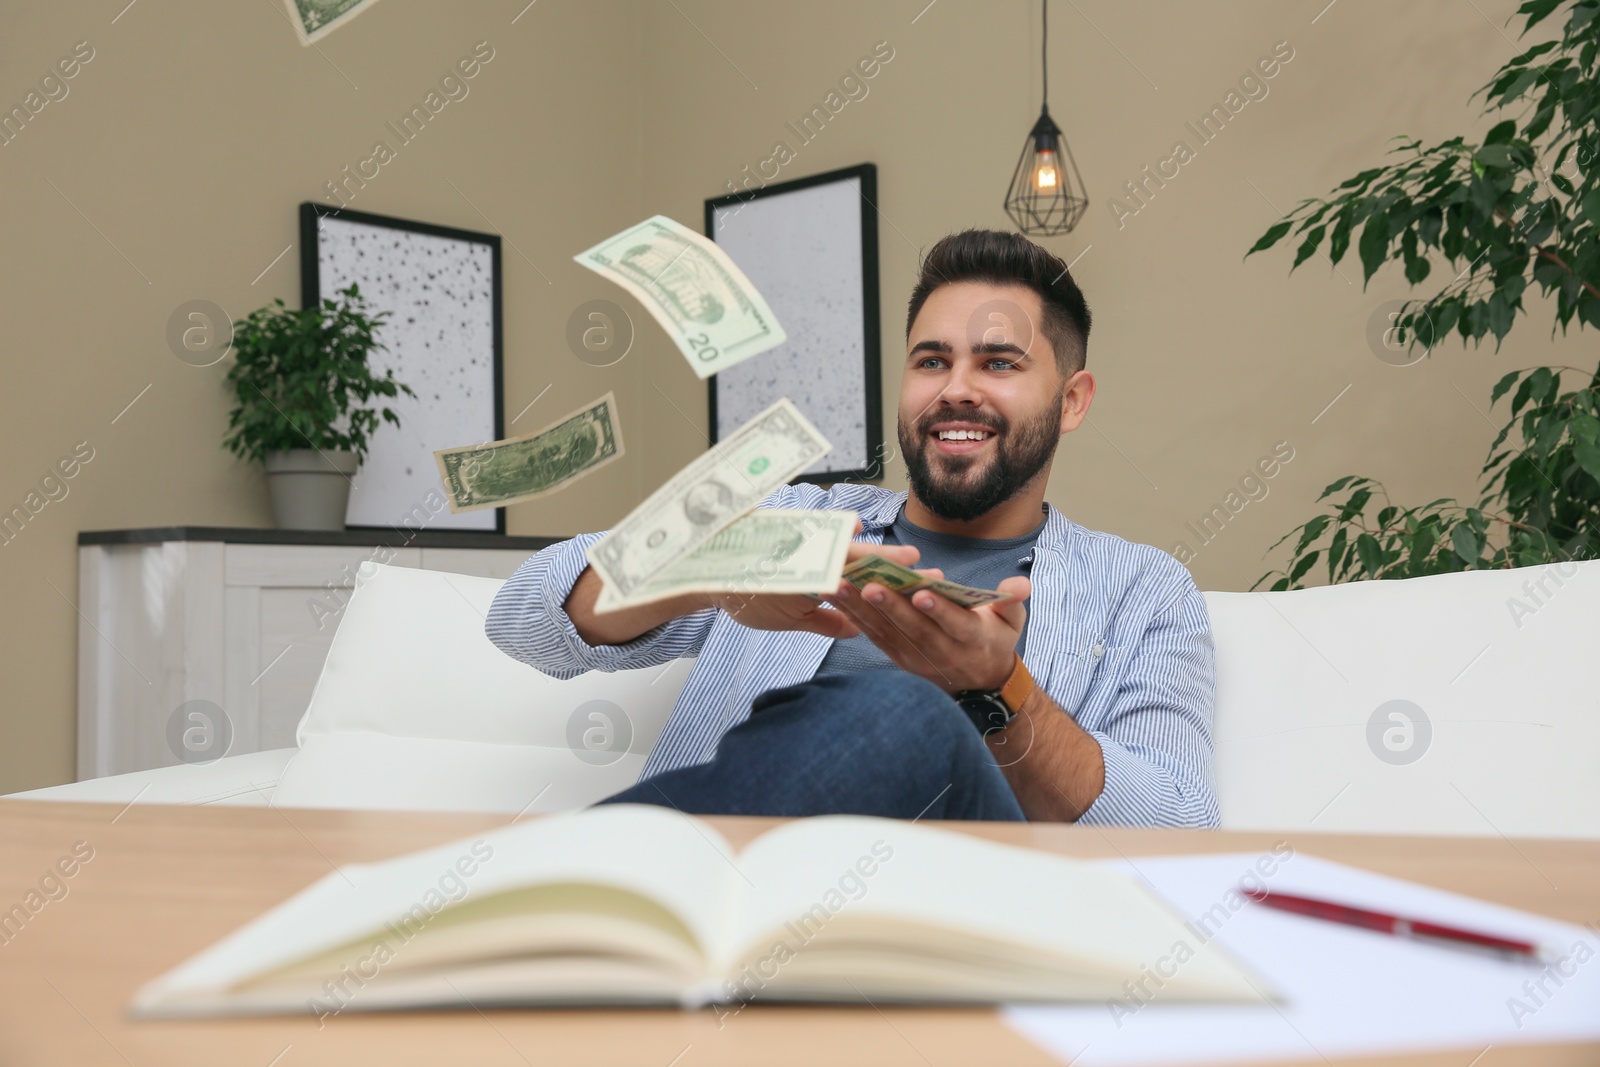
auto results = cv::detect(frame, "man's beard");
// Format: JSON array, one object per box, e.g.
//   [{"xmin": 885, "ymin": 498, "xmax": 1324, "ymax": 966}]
[{"xmin": 898, "ymin": 393, "xmax": 1063, "ymax": 523}]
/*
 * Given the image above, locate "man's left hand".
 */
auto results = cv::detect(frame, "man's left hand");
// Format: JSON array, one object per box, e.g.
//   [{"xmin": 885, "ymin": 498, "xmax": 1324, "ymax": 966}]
[{"xmin": 826, "ymin": 574, "xmax": 1030, "ymax": 693}]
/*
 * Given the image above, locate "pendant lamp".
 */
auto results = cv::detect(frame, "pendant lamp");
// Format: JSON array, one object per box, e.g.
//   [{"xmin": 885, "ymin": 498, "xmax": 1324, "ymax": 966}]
[{"xmin": 1004, "ymin": 0, "xmax": 1088, "ymax": 236}]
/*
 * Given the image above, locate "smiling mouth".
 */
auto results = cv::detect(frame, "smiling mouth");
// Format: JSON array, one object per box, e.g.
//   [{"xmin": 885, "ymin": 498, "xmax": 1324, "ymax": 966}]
[{"xmin": 928, "ymin": 425, "xmax": 1000, "ymax": 456}]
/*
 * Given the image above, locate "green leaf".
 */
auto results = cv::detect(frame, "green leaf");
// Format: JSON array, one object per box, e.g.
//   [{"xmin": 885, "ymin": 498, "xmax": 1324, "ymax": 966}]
[
  {"xmin": 1583, "ymin": 188, "xmax": 1600, "ymax": 225},
  {"xmin": 1329, "ymin": 205, "xmax": 1354, "ymax": 264},
  {"xmin": 1418, "ymin": 206, "xmax": 1443, "ymax": 248},
  {"xmin": 1484, "ymin": 119, "xmax": 1518, "ymax": 145},
  {"xmin": 1289, "ymin": 552, "xmax": 1320, "ymax": 583},
  {"xmin": 1340, "ymin": 487, "xmax": 1374, "ymax": 522},
  {"xmin": 1355, "ymin": 532, "xmax": 1384, "ymax": 575},
  {"xmin": 1451, "ymin": 523, "xmax": 1482, "ymax": 563},
  {"xmin": 1409, "ymin": 524, "xmax": 1437, "ymax": 568},
  {"xmin": 1292, "ymin": 225, "xmax": 1327, "ymax": 269},
  {"xmin": 1247, "ymin": 220, "xmax": 1294, "ymax": 257},
  {"xmin": 1488, "ymin": 292, "xmax": 1514, "ymax": 340},
  {"xmin": 1358, "ymin": 210, "xmax": 1391, "ymax": 284},
  {"xmin": 1473, "ymin": 144, "xmax": 1514, "ymax": 168},
  {"xmin": 1514, "ymin": 1, "xmax": 1564, "ymax": 36},
  {"xmin": 1490, "ymin": 370, "xmax": 1523, "ymax": 405},
  {"xmin": 1327, "ymin": 527, "xmax": 1348, "ymax": 582},
  {"xmin": 1575, "ymin": 437, "xmax": 1600, "ymax": 483},
  {"xmin": 1294, "ymin": 514, "xmax": 1331, "ymax": 555}
]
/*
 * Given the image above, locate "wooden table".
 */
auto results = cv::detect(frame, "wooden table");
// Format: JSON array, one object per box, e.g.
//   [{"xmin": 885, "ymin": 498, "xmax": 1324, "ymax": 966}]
[{"xmin": 0, "ymin": 799, "xmax": 1595, "ymax": 1067}]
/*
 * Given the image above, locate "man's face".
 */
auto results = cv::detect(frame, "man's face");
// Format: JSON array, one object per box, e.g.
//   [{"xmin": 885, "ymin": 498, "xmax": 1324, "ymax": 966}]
[{"xmin": 898, "ymin": 282, "xmax": 1081, "ymax": 522}]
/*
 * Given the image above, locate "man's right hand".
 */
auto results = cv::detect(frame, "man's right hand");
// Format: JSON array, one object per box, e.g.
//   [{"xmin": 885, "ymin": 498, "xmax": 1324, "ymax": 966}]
[
  {"xmin": 705, "ymin": 539, "xmax": 927, "ymax": 641},
  {"xmin": 566, "ymin": 527, "xmax": 928, "ymax": 647}
]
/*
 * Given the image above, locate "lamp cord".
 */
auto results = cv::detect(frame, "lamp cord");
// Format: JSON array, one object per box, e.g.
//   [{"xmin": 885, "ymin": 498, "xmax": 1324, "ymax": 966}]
[{"xmin": 1041, "ymin": 0, "xmax": 1049, "ymax": 106}]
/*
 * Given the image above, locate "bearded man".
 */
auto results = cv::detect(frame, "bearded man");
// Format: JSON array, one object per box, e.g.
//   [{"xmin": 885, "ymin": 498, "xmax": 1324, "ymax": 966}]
[{"xmin": 487, "ymin": 229, "xmax": 1218, "ymax": 826}]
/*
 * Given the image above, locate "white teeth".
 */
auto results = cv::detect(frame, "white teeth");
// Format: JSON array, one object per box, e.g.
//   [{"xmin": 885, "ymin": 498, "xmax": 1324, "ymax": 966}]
[{"xmin": 936, "ymin": 429, "xmax": 992, "ymax": 441}]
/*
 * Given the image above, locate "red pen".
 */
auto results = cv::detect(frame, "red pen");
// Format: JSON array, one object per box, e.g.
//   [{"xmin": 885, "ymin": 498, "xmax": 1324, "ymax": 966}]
[{"xmin": 1242, "ymin": 886, "xmax": 1549, "ymax": 962}]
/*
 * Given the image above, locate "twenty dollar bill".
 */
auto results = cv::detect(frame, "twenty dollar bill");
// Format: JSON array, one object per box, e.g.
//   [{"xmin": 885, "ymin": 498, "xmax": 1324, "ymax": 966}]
[
  {"xmin": 574, "ymin": 215, "xmax": 786, "ymax": 379},
  {"xmin": 594, "ymin": 509, "xmax": 857, "ymax": 612},
  {"xmin": 586, "ymin": 398, "xmax": 830, "ymax": 600},
  {"xmin": 433, "ymin": 392, "xmax": 623, "ymax": 513}
]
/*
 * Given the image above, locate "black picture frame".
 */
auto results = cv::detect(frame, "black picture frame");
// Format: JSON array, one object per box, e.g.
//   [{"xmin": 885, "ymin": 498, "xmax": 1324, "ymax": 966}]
[
  {"xmin": 299, "ymin": 202, "xmax": 506, "ymax": 534},
  {"xmin": 704, "ymin": 162, "xmax": 883, "ymax": 483}
]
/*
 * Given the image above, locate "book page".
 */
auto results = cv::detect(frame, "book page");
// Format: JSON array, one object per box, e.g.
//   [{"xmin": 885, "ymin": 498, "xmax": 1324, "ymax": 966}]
[
  {"xmin": 134, "ymin": 804, "xmax": 739, "ymax": 1013},
  {"xmin": 721, "ymin": 816, "xmax": 1263, "ymax": 1002}
]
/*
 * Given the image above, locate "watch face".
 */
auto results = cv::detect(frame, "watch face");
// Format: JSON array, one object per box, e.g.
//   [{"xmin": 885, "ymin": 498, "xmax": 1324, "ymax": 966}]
[{"xmin": 957, "ymin": 692, "xmax": 1012, "ymax": 735}]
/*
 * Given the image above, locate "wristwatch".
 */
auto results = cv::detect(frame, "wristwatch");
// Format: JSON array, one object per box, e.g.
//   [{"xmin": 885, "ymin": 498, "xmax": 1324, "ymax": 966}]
[{"xmin": 953, "ymin": 654, "xmax": 1037, "ymax": 736}]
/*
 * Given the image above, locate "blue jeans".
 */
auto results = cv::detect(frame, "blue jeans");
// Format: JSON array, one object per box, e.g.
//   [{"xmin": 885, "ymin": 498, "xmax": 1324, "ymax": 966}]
[{"xmin": 599, "ymin": 670, "xmax": 1026, "ymax": 821}]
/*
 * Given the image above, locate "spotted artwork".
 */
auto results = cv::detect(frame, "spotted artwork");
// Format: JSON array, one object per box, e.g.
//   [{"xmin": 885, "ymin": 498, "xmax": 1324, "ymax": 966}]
[{"xmin": 313, "ymin": 214, "xmax": 497, "ymax": 530}]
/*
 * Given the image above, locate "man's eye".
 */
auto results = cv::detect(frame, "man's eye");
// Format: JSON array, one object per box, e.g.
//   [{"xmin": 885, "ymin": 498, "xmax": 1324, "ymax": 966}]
[
  {"xmin": 986, "ymin": 358, "xmax": 1018, "ymax": 371},
  {"xmin": 917, "ymin": 357, "xmax": 945, "ymax": 369}
]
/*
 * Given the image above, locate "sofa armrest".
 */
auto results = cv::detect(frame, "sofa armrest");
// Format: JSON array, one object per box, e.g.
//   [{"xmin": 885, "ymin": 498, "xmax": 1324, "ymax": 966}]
[{"xmin": 4, "ymin": 748, "xmax": 297, "ymax": 808}]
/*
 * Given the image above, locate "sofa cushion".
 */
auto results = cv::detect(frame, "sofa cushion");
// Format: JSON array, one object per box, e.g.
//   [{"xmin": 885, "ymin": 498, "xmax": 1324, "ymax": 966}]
[
  {"xmin": 1205, "ymin": 559, "xmax": 1600, "ymax": 838},
  {"xmin": 272, "ymin": 733, "xmax": 659, "ymax": 814},
  {"xmin": 271, "ymin": 562, "xmax": 692, "ymax": 812}
]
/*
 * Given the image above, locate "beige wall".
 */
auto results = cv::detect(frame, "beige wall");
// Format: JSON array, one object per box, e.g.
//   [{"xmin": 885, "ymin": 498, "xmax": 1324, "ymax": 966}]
[{"xmin": 0, "ymin": 0, "xmax": 1582, "ymax": 791}]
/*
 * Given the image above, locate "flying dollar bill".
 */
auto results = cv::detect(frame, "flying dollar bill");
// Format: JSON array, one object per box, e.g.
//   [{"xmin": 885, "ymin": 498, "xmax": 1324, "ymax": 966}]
[
  {"xmin": 433, "ymin": 392, "xmax": 623, "ymax": 513},
  {"xmin": 574, "ymin": 215, "xmax": 786, "ymax": 379},
  {"xmin": 282, "ymin": 0, "xmax": 382, "ymax": 45},
  {"xmin": 841, "ymin": 554, "xmax": 1017, "ymax": 609},
  {"xmin": 593, "ymin": 509, "xmax": 857, "ymax": 613},
  {"xmin": 586, "ymin": 397, "xmax": 830, "ymax": 600}
]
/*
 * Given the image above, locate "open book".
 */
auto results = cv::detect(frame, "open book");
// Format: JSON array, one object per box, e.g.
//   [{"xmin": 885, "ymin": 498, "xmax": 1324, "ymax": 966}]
[{"xmin": 133, "ymin": 806, "xmax": 1267, "ymax": 1018}]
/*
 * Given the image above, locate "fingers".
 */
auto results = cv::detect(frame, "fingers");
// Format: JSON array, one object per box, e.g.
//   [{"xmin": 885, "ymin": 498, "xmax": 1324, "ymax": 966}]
[
  {"xmin": 989, "ymin": 575, "xmax": 1031, "ymax": 631},
  {"xmin": 828, "ymin": 586, "xmax": 959, "ymax": 689},
  {"xmin": 835, "ymin": 584, "xmax": 939, "ymax": 654},
  {"xmin": 801, "ymin": 609, "xmax": 860, "ymax": 640},
  {"xmin": 907, "ymin": 584, "xmax": 982, "ymax": 641}
]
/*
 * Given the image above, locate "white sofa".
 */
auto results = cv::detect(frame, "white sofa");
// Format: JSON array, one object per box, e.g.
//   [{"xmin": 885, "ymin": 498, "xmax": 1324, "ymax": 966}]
[{"xmin": 13, "ymin": 559, "xmax": 1599, "ymax": 838}]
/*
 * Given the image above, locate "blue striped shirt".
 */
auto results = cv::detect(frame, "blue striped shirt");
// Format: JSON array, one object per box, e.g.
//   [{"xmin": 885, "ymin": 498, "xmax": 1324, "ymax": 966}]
[{"xmin": 484, "ymin": 482, "xmax": 1219, "ymax": 827}]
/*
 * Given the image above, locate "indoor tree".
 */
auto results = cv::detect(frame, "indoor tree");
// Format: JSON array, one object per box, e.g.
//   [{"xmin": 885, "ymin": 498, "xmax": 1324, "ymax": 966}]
[{"xmin": 1246, "ymin": 0, "xmax": 1600, "ymax": 590}]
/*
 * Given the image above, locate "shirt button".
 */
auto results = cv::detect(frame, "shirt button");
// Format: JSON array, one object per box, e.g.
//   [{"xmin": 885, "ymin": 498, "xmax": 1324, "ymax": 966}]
[{"xmin": 1092, "ymin": 642, "xmax": 1104, "ymax": 658}]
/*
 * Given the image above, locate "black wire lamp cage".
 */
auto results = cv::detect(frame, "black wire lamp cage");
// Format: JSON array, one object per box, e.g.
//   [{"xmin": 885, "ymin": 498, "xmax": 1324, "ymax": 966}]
[{"xmin": 1004, "ymin": 0, "xmax": 1088, "ymax": 236}]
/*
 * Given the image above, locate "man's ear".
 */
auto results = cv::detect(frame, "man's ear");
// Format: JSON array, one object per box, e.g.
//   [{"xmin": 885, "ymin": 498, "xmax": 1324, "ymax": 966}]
[{"xmin": 1058, "ymin": 370, "xmax": 1095, "ymax": 435}]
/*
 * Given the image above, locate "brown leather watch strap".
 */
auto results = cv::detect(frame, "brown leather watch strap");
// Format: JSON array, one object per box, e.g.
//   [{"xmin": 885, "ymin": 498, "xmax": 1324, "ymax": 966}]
[{"xmin": 998, "ymin": 652, "xmax": 1037, "ymax": 715}]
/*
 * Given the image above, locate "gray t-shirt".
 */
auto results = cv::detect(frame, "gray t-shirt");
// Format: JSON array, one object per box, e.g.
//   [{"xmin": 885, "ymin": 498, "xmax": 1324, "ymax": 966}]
[{"xmin": 813, "ymin": 508, "xmax": 1045, "ymax": 677}]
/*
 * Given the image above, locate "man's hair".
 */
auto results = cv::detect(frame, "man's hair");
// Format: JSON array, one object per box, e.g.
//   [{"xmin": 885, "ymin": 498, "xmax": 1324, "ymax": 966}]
[{"xmin": 904, "ymin": 229, "xmax": 1092, "ymax": 375}]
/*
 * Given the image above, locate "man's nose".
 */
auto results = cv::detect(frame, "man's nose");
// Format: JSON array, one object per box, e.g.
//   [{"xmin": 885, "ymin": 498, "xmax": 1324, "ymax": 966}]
[{"xmin": 940, "ymin": 362, "xmax": 985, "ymax": 405}]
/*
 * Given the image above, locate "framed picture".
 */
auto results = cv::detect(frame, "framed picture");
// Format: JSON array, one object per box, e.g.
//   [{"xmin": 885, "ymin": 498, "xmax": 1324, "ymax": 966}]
[
  {"xmin": 299, "ymin": 202, "xmax": 504, "ymax": 532},
  {"xmin": 704, "ymin": 163, "xmax": 882, "ymax": 482}
]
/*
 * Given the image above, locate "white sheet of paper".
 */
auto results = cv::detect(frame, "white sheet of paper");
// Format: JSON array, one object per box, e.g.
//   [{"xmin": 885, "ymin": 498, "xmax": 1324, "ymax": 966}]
[{"xmin": 1005, "ymin": 852, "xmax": 1600, "ymax": 1066}]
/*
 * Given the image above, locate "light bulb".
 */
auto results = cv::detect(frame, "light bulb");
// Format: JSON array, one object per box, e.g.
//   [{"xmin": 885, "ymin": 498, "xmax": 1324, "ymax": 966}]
[{"xmin": 1032, "ymin": 147, "xmax": 1060, "ymax": 192}]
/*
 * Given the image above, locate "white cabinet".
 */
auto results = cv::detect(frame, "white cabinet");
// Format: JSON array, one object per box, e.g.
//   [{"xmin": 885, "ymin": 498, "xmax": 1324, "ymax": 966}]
[{"xmin": 75, "ymin": 529, "xmax": 553, "ymax": 779}]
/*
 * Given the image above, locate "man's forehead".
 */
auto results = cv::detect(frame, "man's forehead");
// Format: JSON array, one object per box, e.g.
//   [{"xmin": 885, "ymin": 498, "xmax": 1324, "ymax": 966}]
[
  {"xmin": 911, "ymin": 285, "xmax": 1046, "ymax": 360},
  {"xmin": 916, "ymin": 284, "xmax": 1040, "ymax": 333}
]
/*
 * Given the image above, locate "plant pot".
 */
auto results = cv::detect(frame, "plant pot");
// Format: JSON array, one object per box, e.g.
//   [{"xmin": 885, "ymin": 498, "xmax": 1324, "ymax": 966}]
[{"xmin": 263, "ymin": 449, "xmax": 358, "ymax": 531}]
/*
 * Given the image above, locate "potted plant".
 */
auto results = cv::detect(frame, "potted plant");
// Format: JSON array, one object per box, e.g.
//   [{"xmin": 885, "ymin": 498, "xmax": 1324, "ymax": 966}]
[
  {"xmin": 1246, "ymin": 0, "xmax": 1600, "ymax": 588},
  {"xmin": 223, "ymin": 284, "xmax": 414, "ymax": 530}
]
